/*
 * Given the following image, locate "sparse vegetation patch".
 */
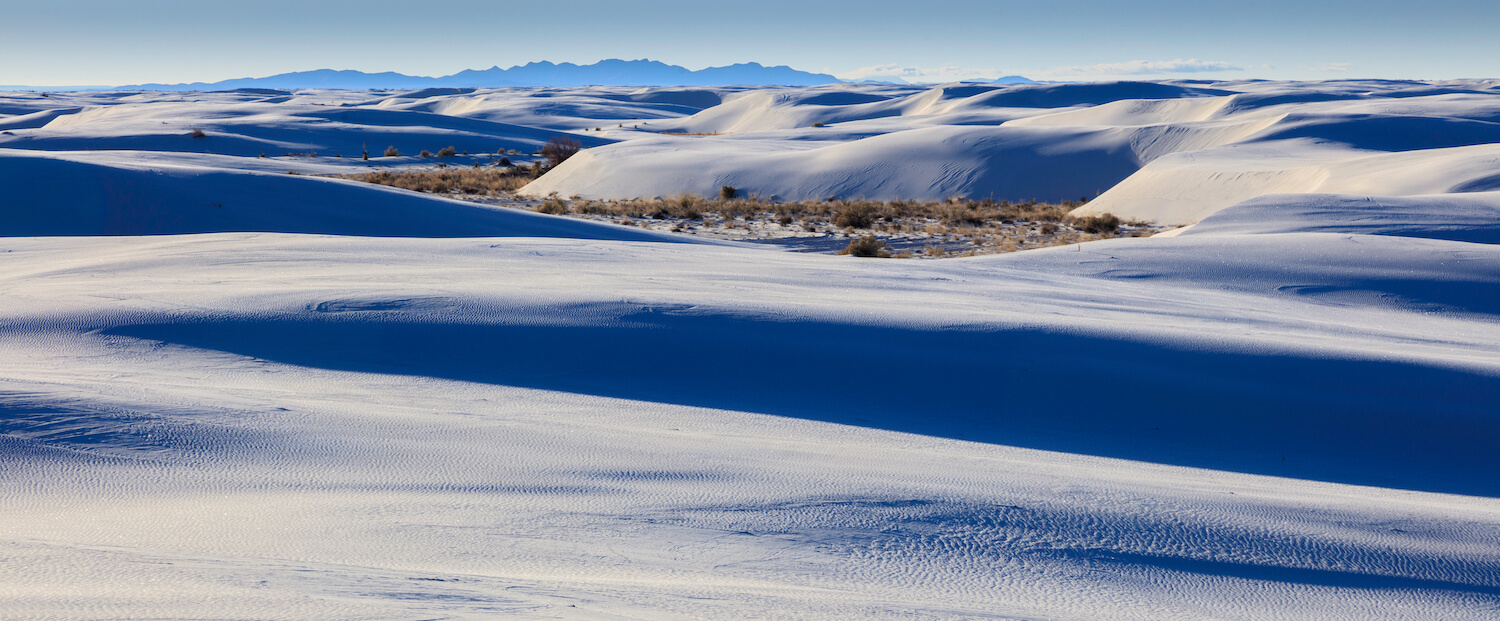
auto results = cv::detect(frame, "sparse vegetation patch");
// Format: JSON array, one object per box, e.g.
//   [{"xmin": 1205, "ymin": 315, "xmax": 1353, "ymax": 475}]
[
  {"xmin": 341, "ymin": 169, "xmax": 1160, "ymax": 257},
  {"xmin": 344, "ymin": 167, "xmax": 532, "ymax": 196}
]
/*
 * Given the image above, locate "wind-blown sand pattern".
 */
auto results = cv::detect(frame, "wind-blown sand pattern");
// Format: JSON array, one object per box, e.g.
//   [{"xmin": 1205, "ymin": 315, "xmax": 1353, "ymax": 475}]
[{"xmin": 1, "ymin": 80, "xmax": 1498, "ymax": 619}]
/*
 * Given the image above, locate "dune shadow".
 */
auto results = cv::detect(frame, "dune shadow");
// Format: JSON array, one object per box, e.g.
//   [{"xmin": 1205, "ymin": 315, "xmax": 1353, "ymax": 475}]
[
  {"xmin": 1101, "ymin": 551, "xmax": 1500, "ymax": 597},
  {"xmin": 0, "ymin": 390, "xmax": 261, "ymax": 460},
  {"xmin": 106, "ymin": 309, "xmax": 1500, "ymax": 497}
]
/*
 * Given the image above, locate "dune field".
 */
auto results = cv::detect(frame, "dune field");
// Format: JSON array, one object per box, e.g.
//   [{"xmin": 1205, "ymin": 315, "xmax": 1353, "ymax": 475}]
[{"xmin": 1, "ymin": 80, "xmax": 1498, "ymax": 619}]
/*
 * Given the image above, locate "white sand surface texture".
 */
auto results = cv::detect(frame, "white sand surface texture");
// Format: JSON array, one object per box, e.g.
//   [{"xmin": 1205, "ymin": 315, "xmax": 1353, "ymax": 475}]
[{"xmin": 1, "ymin": 81, "xmax": 1498, "ymax": 620}]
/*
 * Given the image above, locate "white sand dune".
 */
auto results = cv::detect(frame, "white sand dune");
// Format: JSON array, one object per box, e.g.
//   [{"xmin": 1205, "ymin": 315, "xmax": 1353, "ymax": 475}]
[
  {"xmin": 1074, "ymin": 140, "xmax": 1500, "ymax": 224},
  {"xmin": 522, "ymin": 124, "xmax": 1144, "ymax": 202},
  {"xmin": 0, "ymin": 92, "xmax": 609, "ymax": 158},
  {"xmin": 506, "ymin": 79, "xmax": 1500, "ymax": 219},
  {"xmin": 2, "ymin": 81, "xmax": 1499, "ymax": 620},
  {"xmin": 370, "ymin": 86, "xmax": 737, "ymax": 131}
]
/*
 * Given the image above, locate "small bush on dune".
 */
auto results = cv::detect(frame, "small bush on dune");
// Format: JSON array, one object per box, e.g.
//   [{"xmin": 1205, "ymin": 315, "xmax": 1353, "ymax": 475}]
[
  {"xmin": 437, "ymin": 146, "xmax": 457, "ymax": 157},
  {"xmin": 419, "ymin": 150, "xmax": 434, "ymax": 158},
  {"xmin": 720, "ymin": 185, "xmax": 737, "ymax": 200},
  {"xmin": 538, "ymin": 198, "xmax": 570, "ymax": 214},
  {"xmin": 384, "ymin": 146, "xmax": 400, "ymax": 157},
  {"xmin": 189, "ymin": 128, "xmax": 207, "ymax": 139},
  {"xmin": 838, "ymin": 236, "xmax": 891, "ymax": 258},
  {"xmin": 1075, "ymin": 213, "xmax": 1120, "ymax": 234},
  {"xmin": 542, "ymin": 136, "xmax": 583, "ymax": 167}
]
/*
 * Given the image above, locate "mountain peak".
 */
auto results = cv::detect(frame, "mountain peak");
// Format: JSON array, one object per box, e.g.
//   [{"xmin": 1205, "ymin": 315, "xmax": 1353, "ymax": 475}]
[{"xmin": 116, "ymin": 59, "xmax": 841, "ymax": 91}]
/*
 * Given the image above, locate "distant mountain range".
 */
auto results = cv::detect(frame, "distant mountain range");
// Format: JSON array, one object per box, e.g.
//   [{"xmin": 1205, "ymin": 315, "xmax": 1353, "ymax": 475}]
[
  {"xmin": 117, "ymin": 60, "xmax": 843, "ymax": 91},
  {"xmin": 7, "ymin": 61, "xmax": 1040, "ymax": 92}
]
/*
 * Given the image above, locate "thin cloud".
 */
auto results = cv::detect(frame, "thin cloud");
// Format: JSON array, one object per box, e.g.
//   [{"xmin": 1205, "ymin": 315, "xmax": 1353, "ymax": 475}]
[
  {"xmin": 1047, "ymin": 59, "xmax": 1244, "ymax": 77},
  {"xmin": 836, "ymin": 64, "xmax": 1006, "ymax": 83}
]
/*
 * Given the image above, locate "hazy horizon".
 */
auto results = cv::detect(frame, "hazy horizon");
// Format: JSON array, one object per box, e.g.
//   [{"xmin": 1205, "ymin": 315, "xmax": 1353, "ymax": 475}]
[{"xmin": 5, "ymin": 0, "xmax": 1497, "ymax": 87}]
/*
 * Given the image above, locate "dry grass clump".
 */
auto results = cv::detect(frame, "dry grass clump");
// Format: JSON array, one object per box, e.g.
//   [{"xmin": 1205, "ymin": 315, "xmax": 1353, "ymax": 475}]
[
  {"xmin": 838, "ymin": 236, "xmax": 891, "ymax": 258},
  {"xmin": 345, "ymin": 167, "xmax": 532, "ymax": 196},
  {"xmin": 1075, "ymin": 213, "xmax": 1121, "ymax": 233},
  {"xmin": 833, "ymin": 202, "xmax": 881, "ymax": 228}
]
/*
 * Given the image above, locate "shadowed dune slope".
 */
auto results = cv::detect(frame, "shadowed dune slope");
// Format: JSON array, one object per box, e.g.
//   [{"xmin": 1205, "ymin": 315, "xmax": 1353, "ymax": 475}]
[
  {"xmin": 0, "ymin": 150, "xmax": 686, "ymax": 240},
  {"xmin": 107, "ymin": 305, "xmax": 1500, "ymax": 497}
]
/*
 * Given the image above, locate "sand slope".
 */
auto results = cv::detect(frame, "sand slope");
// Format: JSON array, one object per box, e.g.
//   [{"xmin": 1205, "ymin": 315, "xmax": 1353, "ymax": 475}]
[{"xmin": 2, "ymin": 82, "xmax": 1499, "ymax": 620}]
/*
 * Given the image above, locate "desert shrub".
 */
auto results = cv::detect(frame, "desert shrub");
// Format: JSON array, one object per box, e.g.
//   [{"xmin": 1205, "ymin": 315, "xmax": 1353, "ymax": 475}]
[
  {"xmin": 722, "ymin": 202, "xmax": 752, "ymax": 220},
  {"xmin": 811, "ymin": 122, "xmax": 825, "ymax": 128},
  {"xmin": 1075, "ymin": 213, "xmax": 1120, "ymax": 234},
  {"xmin": 189, "ymin": 128, "xmax": 207, "ymax": 139},
  {"xmin": 542, "ymin": 136, "xmax": 583, "ymax": 166},
  {"xmin": 834, "ymin": 202, "xmax": 880, "ymax": 229},
  {"xmin": 675, "ymin": 195, "xmax": 703, "ymax": 219},
  {"xmin": 838, "ymin": 236, "xmax": 891, "ymax": 258},
  {"xmin": 437, "ymin": 146, "xmax": 457, "ymax": 157},
  {"xmin": 720, "ymin": 185, "xmax": 738, "ymax": 200},
  {"xmin": 419, "ymin": 150, "xmax": 433, "ymax": 158},
  {"xmin": 939, "ymin": 202, "xmax": 987, "ymax": 226},
  {"xmin": 538, "ymin": 198, "xmax": 570, "ymax": 214},
  {"xmin": 384, "ymin": 146, "xmax": 400, "ymax": 157},
  {"xmin": 498, "ymin": 156, "xmax": 513, "ymax": 167}
]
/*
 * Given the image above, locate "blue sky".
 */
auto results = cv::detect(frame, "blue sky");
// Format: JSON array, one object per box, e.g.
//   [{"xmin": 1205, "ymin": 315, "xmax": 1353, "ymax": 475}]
[{"xmin": 4, "ymin": 0, "xmax": 1497, "ymax": 85}]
